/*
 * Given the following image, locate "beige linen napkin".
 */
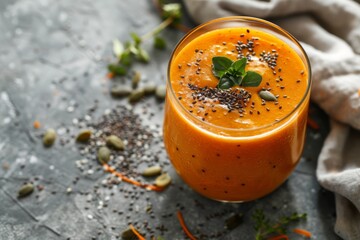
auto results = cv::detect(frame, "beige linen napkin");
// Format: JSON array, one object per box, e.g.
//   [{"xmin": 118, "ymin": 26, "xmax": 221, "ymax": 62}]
[{"xmin": 183, "ymin": 0, "xmax": 360, "ymax": 239}]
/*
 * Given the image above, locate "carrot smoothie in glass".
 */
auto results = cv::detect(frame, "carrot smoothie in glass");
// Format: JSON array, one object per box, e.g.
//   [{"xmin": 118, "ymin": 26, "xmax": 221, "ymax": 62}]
[{"xmin": 163, "ymin": 17, "xmax": 311, "ymax": 202}]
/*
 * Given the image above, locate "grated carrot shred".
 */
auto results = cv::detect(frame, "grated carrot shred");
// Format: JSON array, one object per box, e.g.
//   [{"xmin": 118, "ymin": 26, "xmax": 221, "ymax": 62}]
[
  {"xmin": 129, "ymin": 224, "xmax": 145, "ymax": 240},
  {"xmin": 267, "ymin": 235, "xmax": 289, "ymax": 240},
  {"xmin": 293, "ymin": 228, "xmax": 312, "ymax": 238},
  {"xmin": 106, "ymin": 72, "xmax": 115, "ymax": 79},
  {"xmin": 307, "ymin": 117, "xmax": 319, "ymax": 130},
  {"xmin": 33, "ymin": 120, "xmax": 41, "ymax": 129},
  {"xmin": 177, "ymin": 210, "xmax": 197, "ymax": 240},
  {"xmin": 103, "ymin": 163, "xmax": 164, "ymax": 192}
]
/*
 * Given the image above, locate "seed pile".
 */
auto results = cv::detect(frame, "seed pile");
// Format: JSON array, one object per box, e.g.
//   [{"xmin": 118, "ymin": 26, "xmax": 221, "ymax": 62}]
[
  {"xmin": 76, "ymin": 105, "xmax": 163, "ymax": 182},
  {"xmin": 188, "ymin": 83, "xmax": 252, "ymax": 112},
  {"xmin": 70, "ymin": 105, "xmax": 172, "ymax": 239},
  {"xmin": 235, "ymin": 35, "xmax": 279, "ymax": 75},
  {"xmin": 235, "ymin": 37, "xmax": 257, "ymax": 61},
  {"xmin": 259, "ymin": 50, "xmax": 279, "ymax": 74}
]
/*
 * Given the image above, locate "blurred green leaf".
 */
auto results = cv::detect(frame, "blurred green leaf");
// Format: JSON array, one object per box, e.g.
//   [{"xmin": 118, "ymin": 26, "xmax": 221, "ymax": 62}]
[
  {"xmin": 162, "ymin": 3, "xmax": 182, "ymax": 23},
  {"xmin": 108, "ymin": 64, "xmax": 127, "ymax": 76},
  {"xmin": 137, "ymin": 47, "xmax": 150, "ymax": 63},
  {"xmin": 154, "ymin": 36, "xmax": 166, "ymax": 49},
  {"xmin": 130, "ymin": 32, "xmax": 142, "ymax": 46},
  {"xmin": 112, "ymin": 39, "xmax": 124, "ymax": 59},
  {"xmin": 120, "ymin": 51, "xmax": 132, "ymax": 66}
]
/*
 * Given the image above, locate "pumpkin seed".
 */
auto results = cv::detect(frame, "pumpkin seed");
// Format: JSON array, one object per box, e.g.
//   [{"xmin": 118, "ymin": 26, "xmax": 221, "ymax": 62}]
[
  {"xmin": 145, "ymin": 204, "xmax": 153, "ymax": 213},
  {"xmin": 66, "ymin": 187, "xmax": 72, "ymax": 194},
  {"xmin": 128, "ymin": 88, "xmax": 145, "ymax": 103},
  {"xmin": 155, "ymin": 173, "xmax": 171, "ymax": 188},
  {"xmin": 225, "ymin": 213, "xmax": 243, "ymax": 230},
  {"xmin": 259, "ymin": 90, "xmax": 277, "ymax": 101},
  {"xmin": 106, "ymin": 135, "xmax": 125, "ymax": 150},
  {"xmin": 43, "ymin": 128, "xmax": 56, "ymax": 147},
  {"xmin": 98, "ymin": 146, "xmax": 111, "ymax": 165},
  {"xmin": 144, "ymin": 83, "xmax": 156, "ymax": 95},
  {"xmin": 110, "ymin": 85, "xmax": 132, "ymax": 98},
  {"xmin": 76, "ymin": 129, "xmax": 92, "ymax": 142},
  {"xmin": 121, "ymin": 228, "xmax": 137, "ymax": 240},
  {"xmin": 142, "ymin": 166, "xmax": 162, "ymax": 177},
  {"xmin": 18, "ymin": 183, "xmax": 34, "ymax": 198},
  {"xmin": 155, "ymin": 85, "xmax": 166, "ymax": 100},
  {"xmin": 131, "ymin": 71, "xmax": 141, "ymax": 89}
]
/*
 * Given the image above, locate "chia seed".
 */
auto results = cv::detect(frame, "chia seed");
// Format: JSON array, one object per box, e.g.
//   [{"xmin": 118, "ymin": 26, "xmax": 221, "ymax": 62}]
[{"xmin": 188, "ymin": 84, "xmax": 251, "ymax": 112}]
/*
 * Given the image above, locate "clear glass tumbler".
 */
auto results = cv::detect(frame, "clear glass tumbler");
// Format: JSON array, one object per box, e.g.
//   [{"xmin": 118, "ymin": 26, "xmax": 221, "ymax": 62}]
[{"xmin": 163, "ymin": 17, "xmax": 311, "ymax": 202}]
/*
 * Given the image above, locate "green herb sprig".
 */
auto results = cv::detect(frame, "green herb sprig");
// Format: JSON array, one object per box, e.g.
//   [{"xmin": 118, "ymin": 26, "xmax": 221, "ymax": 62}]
[
  {"xmin": 252, "ymin": 209, "xmax": 307, "ymax": 240},
  {"xmin": 212, "ymin": 56, "xmax": 262, "ymax": 89},
  {"xmin": 108, "ymin": 3, "xmax": 182, "ymax": 76}
]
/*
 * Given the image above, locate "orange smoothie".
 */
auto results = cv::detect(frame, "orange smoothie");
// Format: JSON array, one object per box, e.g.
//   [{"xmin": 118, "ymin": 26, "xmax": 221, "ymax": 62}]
[{"xmin": 163, "ymin": 17, "xmax": 311, "ymax": 202}]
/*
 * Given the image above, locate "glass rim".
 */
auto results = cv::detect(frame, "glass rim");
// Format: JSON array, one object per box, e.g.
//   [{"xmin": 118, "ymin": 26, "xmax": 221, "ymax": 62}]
[{"xmin": 167, "ymin": 16, "xmax": 312, "ymax": 133}]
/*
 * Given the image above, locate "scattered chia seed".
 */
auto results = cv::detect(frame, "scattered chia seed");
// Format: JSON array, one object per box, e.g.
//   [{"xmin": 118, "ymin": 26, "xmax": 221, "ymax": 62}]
[
  {"xmin": 235, "ymin": 38, "xmax": 257, "ymax": 60},
  {"xmin": 188, "ymin": 84, "xmax": 251, "ymax": 112}
]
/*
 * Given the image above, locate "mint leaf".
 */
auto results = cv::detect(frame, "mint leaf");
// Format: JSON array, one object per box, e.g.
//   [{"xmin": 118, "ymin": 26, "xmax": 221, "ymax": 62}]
[
  {"xmin": 162, "ymin": 3, "xmax": 182, "ymax": 24},
  {"xmin": 231, "ymin": 58, "xmax": 247, "ymax": 75},
  {"xmin": 112, "ymin": 39, "xmax": 124, "ymax": 59},
  {"xmin": 120, "ymin": 51, "xmax": 132, "ymax": 66},
  {"xmin": 226, "ymin": 69, "xmax": 243, "ymax": 85},
  {"xmin": 108, "ymin": 64, "xmax": 126, "ymax": 76},
  {"xmin": 137, "ymin": 47, "xmax": 150, "ymax": 63},
  {"xmin": 242, "ymin": 71, "xmax": 262, "ymax": 87},
  {"xmin": 227, "ymin": 74, "xmax": 242, "ymax": 86},
  {"xmin": 212, "ymin": 57, "xmax": 233, "ymax": 78},
  {"xmin": 212, "ymin": 56, "xmax": 262, "ymax": 89},
  {"xmin": 154, "ymin": 36, "xmax": 166, "ymax": 49},
  {"xmin": 218, "ymin": 76, "xmax": 235, "ymax": 89},
  {"xmin": 130, "ymin": 32, "xmax": 142, "ymax": 46}
]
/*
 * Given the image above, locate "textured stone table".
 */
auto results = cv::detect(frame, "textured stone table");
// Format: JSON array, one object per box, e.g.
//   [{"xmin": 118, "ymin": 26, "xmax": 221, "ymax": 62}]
[{"xmin": 0, "ymin": 0, "xmax": 341, "ymax": 239}]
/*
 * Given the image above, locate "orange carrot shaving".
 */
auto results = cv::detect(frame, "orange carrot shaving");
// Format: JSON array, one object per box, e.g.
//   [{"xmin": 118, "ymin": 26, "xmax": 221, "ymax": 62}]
[
  {"xmin": 129, "ymin": 224, "xmax": 145, "ymax": 240},
  {"xmin": 103, "ymin": 163, "xmax": 164, "ymax": 192},
  {"xmin": 33, "ymin": 120, "xmax": 41, "ymax": 129},
  {"xmin": 293, "ymin": 228, "xmax": 312, "ymax": 238},
  {"xmin": 177, "ymin": 210, "xmax": 197, "ymax": 240},
  {"xmin": 307, "ymin": 117, "xmax": 319, "ymax": 130},
  {"xmin": 106, "ymin": 72, "xmax": 115, "ymax": 79},
  {"xmin": 358, "ymin": 88, "xmax": 360, "ymax": 97},
  {"xmin": 267, "ymin": 235, "xmax": 289, "ymax": 240}
]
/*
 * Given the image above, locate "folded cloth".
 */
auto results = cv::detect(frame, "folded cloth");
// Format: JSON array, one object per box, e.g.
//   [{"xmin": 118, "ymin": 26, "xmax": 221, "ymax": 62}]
[{"xmin": 183, "ymin": 0, "xmax": 360, "ymax": 239}]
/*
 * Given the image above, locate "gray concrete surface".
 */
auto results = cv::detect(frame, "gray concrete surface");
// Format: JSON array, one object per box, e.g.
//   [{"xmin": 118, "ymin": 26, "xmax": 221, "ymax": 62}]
[{"xmin": 0, "ymin": 0, "xmax": 340, "ymax": 239}]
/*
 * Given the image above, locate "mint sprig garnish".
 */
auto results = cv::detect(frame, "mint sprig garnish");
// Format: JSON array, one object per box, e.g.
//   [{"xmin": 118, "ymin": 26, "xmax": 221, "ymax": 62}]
[
  {"xmin": 252, "ymin": 209, "xmax": 307, "ymax": 240},
  {"xmin": 212, "ymin": 56, "xmax": 262, "ymax": 89},
  {"xmin": 108, "ymin": 3, "xmax": 182, "ymax": 76}
]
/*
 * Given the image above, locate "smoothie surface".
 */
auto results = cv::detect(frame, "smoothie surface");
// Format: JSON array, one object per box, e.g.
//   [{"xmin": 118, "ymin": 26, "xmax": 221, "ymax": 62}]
[{"xmin": 169, "ymin": 27, "xmax": 308, "ymax": 130}]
